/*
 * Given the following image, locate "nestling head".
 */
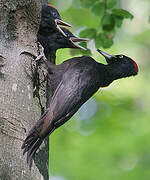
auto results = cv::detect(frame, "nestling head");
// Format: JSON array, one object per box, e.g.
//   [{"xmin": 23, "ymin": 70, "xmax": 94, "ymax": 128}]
[
  {"xmin": 49, "ymin": 28, "xmax": 89, "ymax": 50},
  {"xmin": 40, "ymin": 5, "xmax": 72, "ymax": 36}
]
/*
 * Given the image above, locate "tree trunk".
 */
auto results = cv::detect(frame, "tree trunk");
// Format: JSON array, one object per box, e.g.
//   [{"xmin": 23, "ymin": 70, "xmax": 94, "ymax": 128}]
[{"xmin": 0, "ymin": 0, "xmax": 48, "ymax": 179}]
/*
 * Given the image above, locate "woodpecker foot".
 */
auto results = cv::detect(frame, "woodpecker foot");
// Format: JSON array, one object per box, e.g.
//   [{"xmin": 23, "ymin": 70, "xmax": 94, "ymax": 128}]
[{"xmin": 35, "ymin": 42, "xmax": 47, "ymax": 62}]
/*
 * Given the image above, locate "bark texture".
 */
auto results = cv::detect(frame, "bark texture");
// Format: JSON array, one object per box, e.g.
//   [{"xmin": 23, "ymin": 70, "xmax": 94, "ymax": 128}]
[{"xmin": 0, "ymin": 0, "xmax": 48, "ymax": 179}]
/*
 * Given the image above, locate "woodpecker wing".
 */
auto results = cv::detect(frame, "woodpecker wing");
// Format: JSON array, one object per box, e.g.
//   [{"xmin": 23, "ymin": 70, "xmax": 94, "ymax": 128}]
[
  {"xmin": 45, "ymin": 62, "xmax": 100, "ymax": 132},
  {"xmin": 46, "ymin": 56, "xmax": 97, "ymax": 96}
]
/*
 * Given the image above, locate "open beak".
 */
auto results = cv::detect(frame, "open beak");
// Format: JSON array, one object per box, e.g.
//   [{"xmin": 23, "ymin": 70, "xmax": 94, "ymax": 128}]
[
  {"xmin": 97, "ymin": 49, "xmax": 117, "ymax": 63},
  {"xmin": 55, "ymin": 19, "xmax": 72, "ymax": 37},
  {"xmin": 55, "ymin": 19, "xmax": 72, "ymax": 27},
  {"xmin": 70, "ymin": 37, "xmax": 89, "ymax": 50}
]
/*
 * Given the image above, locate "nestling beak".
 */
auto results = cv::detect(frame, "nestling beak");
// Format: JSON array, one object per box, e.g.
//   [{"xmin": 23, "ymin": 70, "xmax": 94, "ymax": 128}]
[
  {"xmin": 97, "ymin": 49, "xmax": 117, "ymax": 63},
  {"xmin": 55, "ymin": 19, "xmax": 72, "ymax": 37},
  {"xmin": 55, "ymin": 19, "xmax": 72, "ymax": 27},
  {"xmin": 70, "ymin": 37, "xmax": 89, "ymax": 50}
]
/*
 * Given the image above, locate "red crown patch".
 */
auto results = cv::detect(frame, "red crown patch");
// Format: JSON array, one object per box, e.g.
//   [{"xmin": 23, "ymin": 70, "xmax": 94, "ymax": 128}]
[{"xmin": 48, "ymin": 4, "xmax": 56, "ymax": 9}]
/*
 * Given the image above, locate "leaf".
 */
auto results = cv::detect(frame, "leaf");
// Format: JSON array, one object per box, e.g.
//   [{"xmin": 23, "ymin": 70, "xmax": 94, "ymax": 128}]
[
  {"xmin": 101, "ymin": 14, "xmax": 115, "ymax": 31},
  {"xmin": 112, "ymin": 9, "xmax": 134, "ymax": 20},
  {"xmin": 70, "ymin": 49, "xmax": 81, "ymax": 56},
  {"xmin": 78, "ymin": 42, "xmax": 87, "ymax": 48},
  {"xmin": 70, "ymin": 48, "xmax": 92, "ymax": 56},
  {"xmin": 79, "ymin": 28, "xmax": 97, "ymax": 39},
  {"xmin": 106, "ymin": 0, "xmax": 118, "ymax": 9},
  {"xmin": 81, "ymin": 49, "xmax": 92, "ymax": 55},
  {"xmin": 95, "ymin": 33, "xmax": 113, "ymax": 48},
  {"xmin": 70, "ymin": 42, "xmax": 91, "ymax": 56},
  {"xmin": 95, "ymin": 33, "xmax": 103, "ymax": 47},
  {"xmin": 80, "ymin": 0, "xmax": 99, "ymax": 8},
  {"xmin": 102, "ymin": 37, "xmax": 113, "ymax": 49},
  {"xmin": 113, "ymin": 15, "xmax": 123, "ymax": 28},
  {"xmin": 91, "ymin": 2, "xmax": 105, "ymax": 17}
]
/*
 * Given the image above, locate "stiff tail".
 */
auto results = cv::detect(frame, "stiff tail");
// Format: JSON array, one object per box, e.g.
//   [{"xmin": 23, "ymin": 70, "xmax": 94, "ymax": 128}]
[{"xmin": 22, "ymin": 111, "xmax": 49, "ymax": 169}]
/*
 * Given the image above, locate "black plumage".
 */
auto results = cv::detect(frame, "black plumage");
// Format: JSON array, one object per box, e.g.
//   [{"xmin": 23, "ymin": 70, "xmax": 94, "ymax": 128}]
[
  {"xmin": 22, "ymin": 49, "xmax": 138, "ymax": 168},
  {"xmin": 38, "ymin": 4, "xmax": 71, "ymax": 36}
]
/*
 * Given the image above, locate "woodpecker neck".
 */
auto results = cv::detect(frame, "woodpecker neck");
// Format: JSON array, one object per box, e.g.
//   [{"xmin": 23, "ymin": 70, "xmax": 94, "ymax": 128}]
[
  {"xmin": 97, "ymin": 64, "xmax": 113, "ymax": 87},
  {"xmin": 98, "ymin": 63, "xmax": 134, "ymax": 87},
  {"xmin": 37, "ymin": 32, "xmax": 57, "ymax": 64},
  {"xmin": 46, "ymin": 50, "xmax": 56, "ymax": 64},
  {"xmin": 38, "ymin": 27, "xmax": 54, "ymax": 37},
  {"xmin": 98, "ymin": 63, "xmax": 128, "ymax": 87}
]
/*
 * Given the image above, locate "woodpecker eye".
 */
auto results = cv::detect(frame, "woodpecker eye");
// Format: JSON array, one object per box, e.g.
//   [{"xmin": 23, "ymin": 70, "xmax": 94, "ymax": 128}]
[
  {"xmin": 52, "ymin": 12, "xmax": 57, "ymax": 18},
  {"xmin": 119, "ymin": 55, "xmax": 124, "ymax": 59}
]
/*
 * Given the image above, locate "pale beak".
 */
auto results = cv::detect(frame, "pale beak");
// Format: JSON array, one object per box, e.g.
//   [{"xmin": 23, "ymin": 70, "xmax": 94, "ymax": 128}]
[
  {"xmin": 55, "ymin": 19, "xmax": 72, "ymax": 37},
  {"xmin": 97, "ymin": 49, "xmax": 116, "ymax": 59},
  {"xmin": 70, "ymin": 37, "xmax": 89, "ymax": 50},
  {"xmin": 55, "ymin": 19, "xmax": 72, "ymax": 27}
]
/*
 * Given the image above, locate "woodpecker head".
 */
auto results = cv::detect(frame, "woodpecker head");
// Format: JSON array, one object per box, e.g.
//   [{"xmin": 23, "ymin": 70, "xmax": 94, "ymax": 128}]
[
  {"xmin": 40, "ymin": 4, "xmax": 72, "ymax": 36},
  {"xmin": 48, "ymin": 28, "xmax": 89, "ymax": 50},
  {"xmin": 97, "ymin": 49, "xmax": 139, "ymax": 78},
  {"xmin": 58, "ymin": 28, "xmax": 89, "ymax": 50}
]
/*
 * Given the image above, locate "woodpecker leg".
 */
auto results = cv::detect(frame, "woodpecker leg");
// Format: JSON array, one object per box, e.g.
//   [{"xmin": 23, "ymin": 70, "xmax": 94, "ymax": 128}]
[{"xmin": 35, "ymin": 42, "xmax": 47, "ymax": 62}]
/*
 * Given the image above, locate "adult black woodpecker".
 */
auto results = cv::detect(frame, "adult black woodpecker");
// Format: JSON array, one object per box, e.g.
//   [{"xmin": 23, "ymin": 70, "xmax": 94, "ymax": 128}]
[
  {"xmin": 38, "ymin": 4, "xmax": 72, "ymax": 37},
  {"xmin": 38, "ymin": 27, "xmax": 88, "ymax": 63},
  {"xmin": 22, "ymin": 49, "xmax": 139, "ymax": 168}
]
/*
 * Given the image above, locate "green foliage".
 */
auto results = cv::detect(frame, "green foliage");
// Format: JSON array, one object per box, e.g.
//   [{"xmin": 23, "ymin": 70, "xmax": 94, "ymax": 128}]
[
  {"xmin": 79, "ymin": 28, "xmax": 97, "ymax": 39},
  {"xmin": 101, "ymin": 14, "xmax": 115, "ymax": 31},
  {"xmin": 54, "ymin": 0, "xmax": 133, "ymax": 54},
  {"xmin": 95, "ymin": 33, "xmax": 113, "ymax": 48},
  {"xmin": 91, "ymin": 2, "xmax": 105, "ymax": 16},
  {"xmin": 78, "ymin": 0, "xmax": 134, "ymax": 52},
  {"xmin": 70, "ymin": 42, "xmax": 92, "ymax": 56},
  {"xmin": 112, "ymin": 9, "xmax": 134, "ymax": 19},
  {"xmin": 106, "ymin": 0, "xmax": 118, "ymax": 9},
  {"xmin": 114, "ymin": 15, "xmax": 123, "ymax": 27},
  {"xmin": 80, "ymin": 0, "xmax": 99, "ymax": 8}
]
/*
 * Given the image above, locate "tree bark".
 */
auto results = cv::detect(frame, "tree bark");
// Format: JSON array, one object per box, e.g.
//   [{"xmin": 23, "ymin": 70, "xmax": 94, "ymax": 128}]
[{"xmin": 0, "ymin": 0, "xmax": 48, "ymax": 179}]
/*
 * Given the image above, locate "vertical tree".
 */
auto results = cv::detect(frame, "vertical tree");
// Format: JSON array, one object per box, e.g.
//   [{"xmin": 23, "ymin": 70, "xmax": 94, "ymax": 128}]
[{"xmin": 0, "ymin": 0, "xmax": 48, "ymax": 179}]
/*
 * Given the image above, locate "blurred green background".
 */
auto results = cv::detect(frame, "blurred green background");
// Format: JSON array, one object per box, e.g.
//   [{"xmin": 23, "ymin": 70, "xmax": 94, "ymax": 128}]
[{"xmin": 48, "ymin": 0, "xmax": 150, "ymax": 179}]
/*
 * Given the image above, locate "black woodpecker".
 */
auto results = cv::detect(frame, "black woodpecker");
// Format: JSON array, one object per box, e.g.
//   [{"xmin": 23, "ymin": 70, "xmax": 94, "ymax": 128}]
[{"xmin": 22, "ymin": 49, "xmax": 139, "ymax": 168}]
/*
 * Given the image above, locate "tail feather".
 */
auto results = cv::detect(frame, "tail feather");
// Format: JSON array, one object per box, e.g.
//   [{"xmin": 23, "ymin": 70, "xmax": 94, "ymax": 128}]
[
  {"xmin": 22, "ymin": 110, "xmax": 54, "ymax": 169},
  {"xmin": 22, "ymin": 132, "xmax": 43, "ymax": 167},
  {"xmin": 22, "ymin": 119, "xmax": 45, "ymax": 168},
  {"xmin": 27, "ymin": 138, "xmax": 42, "ymax": 169},
  {"xmin": 22, "ymin": 136, "xmax": 38, "ymax": 155}
]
